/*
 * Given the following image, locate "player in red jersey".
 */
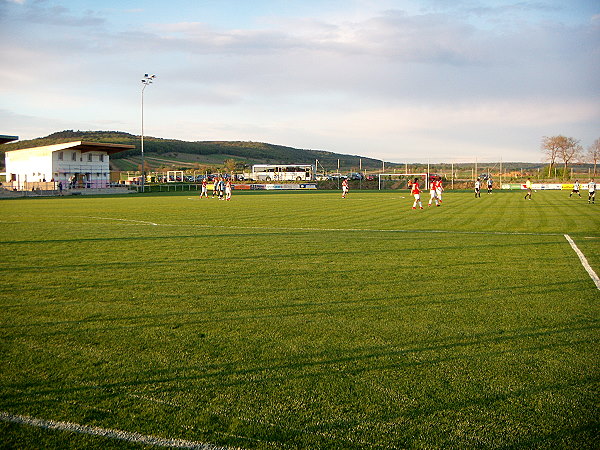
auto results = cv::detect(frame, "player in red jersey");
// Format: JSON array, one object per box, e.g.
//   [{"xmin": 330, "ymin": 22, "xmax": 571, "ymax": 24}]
[
  {"xmin": 341, "ymin": 178, "xmax": 349, "ymax": 198},
  {"xmin": 411, "ymin": 177, "xmax": 423, "ymax": 209},
  {"xmin": 200, "ymin": 177, "xmax": 208, "ymax": 198},
  {"xmin": 435, "ymin": 177, "xmax": 443, "ymax": 204}
]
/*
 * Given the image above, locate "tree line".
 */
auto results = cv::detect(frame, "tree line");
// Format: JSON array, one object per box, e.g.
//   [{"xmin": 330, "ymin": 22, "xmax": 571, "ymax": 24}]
[{"xmin": 542, "ymin": 135, "xmax": 599, "ymax": 178}]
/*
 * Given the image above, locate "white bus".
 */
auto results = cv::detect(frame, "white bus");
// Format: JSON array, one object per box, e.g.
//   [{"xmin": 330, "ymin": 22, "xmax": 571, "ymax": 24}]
[{"xmin": 251, "ymin": 164, "xmax": 314, "ymax": 182}]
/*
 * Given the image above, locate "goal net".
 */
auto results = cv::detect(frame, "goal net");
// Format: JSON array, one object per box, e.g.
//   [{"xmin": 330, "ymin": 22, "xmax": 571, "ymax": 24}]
[{"xmin": 378, "ymin": 173, "xmax": 429, "ymax": 191}]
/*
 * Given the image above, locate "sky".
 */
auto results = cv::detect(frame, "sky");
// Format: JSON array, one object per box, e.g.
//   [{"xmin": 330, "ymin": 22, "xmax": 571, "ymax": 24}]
[{"xmin": 1, "ymin": 0, "xmax": 598, "ymax": 163}]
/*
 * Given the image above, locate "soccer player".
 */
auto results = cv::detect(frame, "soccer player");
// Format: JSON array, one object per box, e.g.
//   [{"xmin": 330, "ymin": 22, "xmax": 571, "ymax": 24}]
[
  {"xmin": 474, "ymin": 177, "xmax": 481, "ymax": 198},
  {"xmin": 487, "ymin": 177, "xmax": 493, "ymax": 194},
  {"xmin": 341, "ymin": 177, "xmax": 349, "ymax": 198},
  {"xmin": 218, "ymin": 177, "xmax": 225, "ymax": 200},
  {"xmin": 588, "ymin": 179, "xmax": 596, "ymax": 204},
  {"xmin": 435, "ymin": 177, "xmax": 443, "ymax": 204},
  {"xmin": 225, "ymin": 179, "xmax": 232, "ymax": 201},
  {"xmin": 200, "ymin": 177, "xmax": 208, "ymax": 198},
  {"xmin": 524, "ymin": 178, "xmax": 532, "ymax": 200},
  {"xmin": 212, "ymin": 177, "xmax": 219, "ymax": 198},
  {"xmin": 428, "ymin": 177, "xmax": 439, "ymax": 207},
  {"xmin": 411, "ymin": 177, "xmax": 423, "ymax": 209},
  {"xmin": 570, "ymin": 180, "xmax": 580, "ymax": 198}
]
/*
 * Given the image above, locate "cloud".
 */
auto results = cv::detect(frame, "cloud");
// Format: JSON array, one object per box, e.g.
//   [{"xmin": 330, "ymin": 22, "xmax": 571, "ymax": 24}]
[
  {"xmin": 147, "ymin": 10, "xmax": 483, "ymax": 65},
  {"xmin": 5, "ymin": 0, "xmax": 106, "ymax": 27},
  {"xmin": 1, "ymin": 1, "xmax": 598, "ymax": 162}
]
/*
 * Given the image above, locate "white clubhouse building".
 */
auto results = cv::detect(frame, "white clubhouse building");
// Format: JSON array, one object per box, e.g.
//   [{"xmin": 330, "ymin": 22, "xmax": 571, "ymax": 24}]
[{"xmin": 5, "ymin": 141, "xmax": 134, "ymax": 189}]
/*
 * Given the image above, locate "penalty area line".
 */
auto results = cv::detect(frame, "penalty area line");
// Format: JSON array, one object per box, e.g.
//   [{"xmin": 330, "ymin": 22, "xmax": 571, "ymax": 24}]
[
  {"xmin": 564, "ymin": 234, "xmax": 600, "ymax": 290},
  {"xmin": 66, "ymin": 216, "xmax": 563, "ymax": 237},
  {"xmin": 0, "ymin": 411, "xmax": 235, "ymax": 449},
  {"xmin": 77, "ymin": 215, "xmax": 159, "ymax": 226}
]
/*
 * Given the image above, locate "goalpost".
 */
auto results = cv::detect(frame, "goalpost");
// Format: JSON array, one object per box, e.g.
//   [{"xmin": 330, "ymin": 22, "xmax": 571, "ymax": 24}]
[{"xmin": 378, "ymin": 173, "xmax": 428, "ymax": 191}]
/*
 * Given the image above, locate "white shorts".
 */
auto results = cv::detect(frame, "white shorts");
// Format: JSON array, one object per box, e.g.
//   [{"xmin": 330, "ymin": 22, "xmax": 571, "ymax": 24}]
[
  {"xmin": 429, "ymin": 190, "xmax": 437, "ymax": 198},
  {"xmin": 413, "ymin": 193, "xmax": 420, "ymax": 200}
]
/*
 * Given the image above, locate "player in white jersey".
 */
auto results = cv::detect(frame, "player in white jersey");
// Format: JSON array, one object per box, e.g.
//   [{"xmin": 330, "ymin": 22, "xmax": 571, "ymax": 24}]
[
  {"xmin": 212, "ymin": 177, "xmax": 219, "ymax": 198},
  {"xmin": 570, "ymin": 180, "xmax": 580, "ymax": 198},
  {"xmin": 225, "ymin": 180, "xmax": 232, "ymax": 201},
  {"xmin": 428, "ymin": 178, "xmax": 439, "ymax": 207},
  {"xmin": 474, "ymin": 178, "xmax": 481, "ymax": 198},
  {"xmin": 588, "ymin": 179, "xmax": 596, "ymax": 204}
]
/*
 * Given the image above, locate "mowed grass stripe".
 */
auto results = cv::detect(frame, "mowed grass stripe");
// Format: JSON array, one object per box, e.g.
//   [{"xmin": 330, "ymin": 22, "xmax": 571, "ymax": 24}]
[{"xmin": 0, "ymin": 190, "xmax": 598, "ymax": 448}]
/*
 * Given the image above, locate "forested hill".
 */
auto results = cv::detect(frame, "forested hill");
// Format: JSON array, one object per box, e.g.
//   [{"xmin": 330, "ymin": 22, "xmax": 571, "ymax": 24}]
[{"xmin": 1, "ymin": 130, "xmax": 387, "ymax": 169}]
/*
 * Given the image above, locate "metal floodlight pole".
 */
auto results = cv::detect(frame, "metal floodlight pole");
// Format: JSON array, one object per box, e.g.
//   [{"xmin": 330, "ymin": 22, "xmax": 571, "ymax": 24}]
[{"xmin": 141, "ymin": 74, "xmax": 156, "ymax": 193}]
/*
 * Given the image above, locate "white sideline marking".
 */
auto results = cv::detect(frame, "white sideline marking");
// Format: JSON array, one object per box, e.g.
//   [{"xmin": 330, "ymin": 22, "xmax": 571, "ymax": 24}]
[
  {"xmin": 0, "ymin": 411, "xmax": 235, "ymax": 449},
  {"xmin": 564, "ymin": 234, "xmax": 600, "ymax": 290}
]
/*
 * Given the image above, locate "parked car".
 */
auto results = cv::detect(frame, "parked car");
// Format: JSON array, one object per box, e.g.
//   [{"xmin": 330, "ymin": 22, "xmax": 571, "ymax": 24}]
[{"xmin": 348, "ymin": 172, "xmax": 364, "ymax": 180}]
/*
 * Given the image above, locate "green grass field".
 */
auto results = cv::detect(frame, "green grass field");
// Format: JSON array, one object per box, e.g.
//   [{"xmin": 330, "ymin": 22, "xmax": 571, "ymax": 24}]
[{"xmin": 1, "ymin": 189, "xmax": 598, "ymax": 449}]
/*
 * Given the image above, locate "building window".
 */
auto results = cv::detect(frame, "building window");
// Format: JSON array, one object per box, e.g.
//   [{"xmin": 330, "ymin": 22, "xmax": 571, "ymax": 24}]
[
  {"xmin": 58, "ymin": 152, "xmax": 63, "ymax": 161},
  {"xmin": 88, "ymin": 153, "xmax": 93, "ymax": 162},
  {"xmin": 99, "ymin": 154, "xmax": 104, "ymax": 162},
  {"xmin": 72, "ymin": 152, "xmax": 77, "ymax": 161}
]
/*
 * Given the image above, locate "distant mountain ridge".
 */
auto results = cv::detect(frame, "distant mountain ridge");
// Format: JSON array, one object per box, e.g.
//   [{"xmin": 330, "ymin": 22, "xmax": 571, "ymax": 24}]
[{"xmin": 1, "ymin": 130, "xmax": 387, "ymax": 171}]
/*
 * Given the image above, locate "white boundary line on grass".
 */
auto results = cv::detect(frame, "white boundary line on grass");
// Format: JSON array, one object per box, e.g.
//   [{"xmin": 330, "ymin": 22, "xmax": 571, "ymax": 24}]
[
  {"xmin": 83, "ymin": 215, "xmax": 159, "ymax": 226},
  {"xmin": 564, "ymin": 234, "xmax": 600, "ymax": 290},
  {"xmin": 74, "ymin": 216, "xmax": 564, "ymax": 237},
  {"xmin": 0, "ymin": 411, "xmax": 236, "ymax": 450}
]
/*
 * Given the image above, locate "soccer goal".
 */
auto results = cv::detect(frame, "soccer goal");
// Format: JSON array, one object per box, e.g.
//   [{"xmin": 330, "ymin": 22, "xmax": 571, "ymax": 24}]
[
  {"xmin": 378, "ymin": 173, "xmax": 428, "ymax": 191},
  {"xmin": 167, "ymin": 170, "xmax": 184, "ymax": 183}
]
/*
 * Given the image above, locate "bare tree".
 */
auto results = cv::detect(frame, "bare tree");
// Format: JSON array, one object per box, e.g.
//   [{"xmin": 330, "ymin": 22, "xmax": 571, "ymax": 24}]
[
  {"xmin": 543, "ymin": 135, "xmax": 582, "ymax": 179},
  {"xmin": 541, "ymin": 136, "xmax": 560, "ymax": 177},
  {"xmin": 559, "ymin": 137, "xmax": 582, "ymax": 179},
  {"xmin": 587, "ymin": 138, "xmax": 600, "ymax": 176}
]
